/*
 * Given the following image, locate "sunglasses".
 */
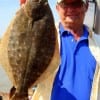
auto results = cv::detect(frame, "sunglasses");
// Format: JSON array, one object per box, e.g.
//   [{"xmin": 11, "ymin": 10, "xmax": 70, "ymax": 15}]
[{"xmin": 58, "ymin": 1, "xmax": 84, "ymax": 8}]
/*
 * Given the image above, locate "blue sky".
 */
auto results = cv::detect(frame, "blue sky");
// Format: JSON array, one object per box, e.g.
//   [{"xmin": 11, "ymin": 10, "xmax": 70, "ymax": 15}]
[
  {"xmin": 0, "ymin": 0, "xmax": 19, "ymax": 37},
  {"xmin": 0, "ymin": 0, "xmax": 58, "ymax": 38}
]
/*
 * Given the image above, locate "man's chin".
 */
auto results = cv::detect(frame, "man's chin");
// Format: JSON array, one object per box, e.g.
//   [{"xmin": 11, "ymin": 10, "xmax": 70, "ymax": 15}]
[{"xmin": 63, "ymin": 23, "xmax": 75, "ymax": 29}]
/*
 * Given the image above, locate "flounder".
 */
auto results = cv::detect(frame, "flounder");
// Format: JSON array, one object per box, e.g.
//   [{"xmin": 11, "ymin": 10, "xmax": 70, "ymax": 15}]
[{"xmin": 0, "ymin": 0, "xmax": 58, "ymax": 99}]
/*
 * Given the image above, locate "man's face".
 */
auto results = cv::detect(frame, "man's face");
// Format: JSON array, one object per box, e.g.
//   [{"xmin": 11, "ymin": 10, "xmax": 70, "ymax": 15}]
[{"xmin": 56, "ymin": 1, "xmax": 88, "ymax": 29}]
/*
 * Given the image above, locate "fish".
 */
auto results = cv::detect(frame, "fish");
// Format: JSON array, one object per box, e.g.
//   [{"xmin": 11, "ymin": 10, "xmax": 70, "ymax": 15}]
[{"xmin": 0, "ymin": 0, "xmax": 57, "ymax": 99}]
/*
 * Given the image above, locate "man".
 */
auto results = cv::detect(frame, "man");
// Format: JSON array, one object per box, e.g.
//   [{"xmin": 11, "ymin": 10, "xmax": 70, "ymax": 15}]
[{"xmin": 51, "ymin": 0, "xmax": 99, "ymax": 100}]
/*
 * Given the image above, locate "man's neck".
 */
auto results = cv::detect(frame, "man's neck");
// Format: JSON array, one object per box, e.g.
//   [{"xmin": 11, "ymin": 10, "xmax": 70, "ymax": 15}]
[{"xmin": 64, "ymin": 26, "xmax": 84, "ymax": 41}]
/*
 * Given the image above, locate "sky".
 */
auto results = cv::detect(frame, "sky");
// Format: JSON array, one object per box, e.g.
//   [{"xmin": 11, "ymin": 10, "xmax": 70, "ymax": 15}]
[
  {"xmin": 0, "ymin": 0, "xmax": 58, "ymax": 38},
  {"xmin": 0, "ymin": 0, "xmax": 19, "ymax": 37}
]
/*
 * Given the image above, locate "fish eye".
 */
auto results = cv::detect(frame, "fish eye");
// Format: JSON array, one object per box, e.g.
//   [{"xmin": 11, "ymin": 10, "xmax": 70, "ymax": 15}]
[{"xmin": 41, "ymin": 0, "xmax": 47, "ymax": 3}]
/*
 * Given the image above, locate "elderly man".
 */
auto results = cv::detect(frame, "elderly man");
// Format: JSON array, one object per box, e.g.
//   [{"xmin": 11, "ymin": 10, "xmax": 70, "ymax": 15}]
[{"xmin": 51, "ymin": 0, "xmax": 100, "ymax": 100}]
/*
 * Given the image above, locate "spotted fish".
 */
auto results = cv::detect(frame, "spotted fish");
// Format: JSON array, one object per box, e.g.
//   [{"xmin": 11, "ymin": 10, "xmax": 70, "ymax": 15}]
[{"xmin": 0, "ymin": 0, "xmax": 57, "ymax": 99}]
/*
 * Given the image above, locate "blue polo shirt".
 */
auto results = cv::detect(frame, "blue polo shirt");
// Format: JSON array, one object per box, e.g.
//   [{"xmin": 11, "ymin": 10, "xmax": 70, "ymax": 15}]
[{"xmin": 51, "ymin": 23, "xmax": 96, "ymax": 100}]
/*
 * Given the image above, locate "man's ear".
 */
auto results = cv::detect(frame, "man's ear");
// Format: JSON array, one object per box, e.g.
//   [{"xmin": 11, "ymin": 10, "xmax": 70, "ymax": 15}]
[
  {"xmin": 83, "ymin": 3, "xmax": 89, "ymax": 12},
  {"xmin": 85, "ymin": 3, "xmax": 89, "ymax": 12},
  {"xmin": 56, "ymin": 4, "xmax": 59, "ymax": 11}
]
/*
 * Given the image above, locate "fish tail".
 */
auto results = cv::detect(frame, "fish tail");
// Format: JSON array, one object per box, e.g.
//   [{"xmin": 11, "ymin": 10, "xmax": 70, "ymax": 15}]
[{"xmin": 9, "ymin": 86, "xmax": 28, "ymax": 100}]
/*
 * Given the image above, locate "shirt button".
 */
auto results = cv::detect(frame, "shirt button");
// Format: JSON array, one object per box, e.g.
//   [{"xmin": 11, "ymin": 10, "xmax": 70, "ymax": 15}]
[{"xmin": 72, "ymin": 39, "xmax": 74, "ymax": 42}]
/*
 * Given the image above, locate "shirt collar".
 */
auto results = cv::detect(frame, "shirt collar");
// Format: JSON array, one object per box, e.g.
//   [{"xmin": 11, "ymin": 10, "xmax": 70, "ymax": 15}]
[
  {"xmin": 59, "ymin": 23, "xmax": 70, "ymax": 36},
  {"xmin": 81, "ymin": 25, "xmax": 89, "ymax": 40},
  {"xmin": 59, "ymin": 23, "xmax": 89, "ymax": 39}
]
